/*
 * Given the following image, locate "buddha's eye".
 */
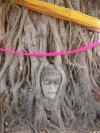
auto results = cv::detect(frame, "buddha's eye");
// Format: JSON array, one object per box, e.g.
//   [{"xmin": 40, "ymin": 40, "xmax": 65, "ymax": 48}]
[
  {"xmin": 44, "ymin": 80, "xmax": 50, "ymax": 85},
  {"xmin": 54, "ymin": 81, "xmax": 60, "ymax": 84}
]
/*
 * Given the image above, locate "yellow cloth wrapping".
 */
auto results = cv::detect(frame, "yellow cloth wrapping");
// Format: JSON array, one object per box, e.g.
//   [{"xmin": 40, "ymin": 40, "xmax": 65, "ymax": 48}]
[{"xmin": 14, "ymin": 0, "xmax": 100, "ymax": 32}]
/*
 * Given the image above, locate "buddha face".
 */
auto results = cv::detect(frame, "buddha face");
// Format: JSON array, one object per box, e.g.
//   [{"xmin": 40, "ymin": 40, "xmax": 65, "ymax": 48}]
[{"xmin": 41, "ymin": 65, "xmax": 61, "ymax": 99}]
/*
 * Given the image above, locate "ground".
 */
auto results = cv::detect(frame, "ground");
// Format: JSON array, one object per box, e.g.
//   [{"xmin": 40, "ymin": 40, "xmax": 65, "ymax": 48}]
[{"xmin": 5, "ymin": 119, "xmax": 100, "ymax": 133}]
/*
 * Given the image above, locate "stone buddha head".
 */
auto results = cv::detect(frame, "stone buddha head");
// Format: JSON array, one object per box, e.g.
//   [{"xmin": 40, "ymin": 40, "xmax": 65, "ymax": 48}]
[{"xmin": 41, "ymin": 64, "xmax": 61, "ymax": 99}]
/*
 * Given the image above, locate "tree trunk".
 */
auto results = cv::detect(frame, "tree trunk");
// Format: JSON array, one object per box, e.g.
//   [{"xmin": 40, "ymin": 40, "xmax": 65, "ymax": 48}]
[{"xmin": 0, "ymin": 0, "xmax": 100, "ymax": 133}]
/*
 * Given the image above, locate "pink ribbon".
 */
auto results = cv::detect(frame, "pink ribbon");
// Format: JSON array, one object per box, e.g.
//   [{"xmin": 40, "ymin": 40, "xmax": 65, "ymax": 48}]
[{"xmin": 0, "ymin": 41, "xmax": 100, "ymax": 56}]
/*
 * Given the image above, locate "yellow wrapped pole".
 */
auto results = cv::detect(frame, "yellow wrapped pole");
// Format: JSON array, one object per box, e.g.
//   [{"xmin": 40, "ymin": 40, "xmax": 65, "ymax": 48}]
[{"xmin": 14, "ymin": 0, "xmax": 100, "ymax": 32}]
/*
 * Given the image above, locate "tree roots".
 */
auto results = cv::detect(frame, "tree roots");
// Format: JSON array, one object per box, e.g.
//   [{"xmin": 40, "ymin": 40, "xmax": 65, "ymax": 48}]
[{"xmin": 0, "ymin": 0, "xmax": 100, "ymax": 133}]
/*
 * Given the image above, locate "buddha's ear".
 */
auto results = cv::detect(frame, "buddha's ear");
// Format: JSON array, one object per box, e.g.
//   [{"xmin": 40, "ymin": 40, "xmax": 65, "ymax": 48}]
[{"xmin": 35, "ymin": 59, "xmax": 49, "ymax": 100}]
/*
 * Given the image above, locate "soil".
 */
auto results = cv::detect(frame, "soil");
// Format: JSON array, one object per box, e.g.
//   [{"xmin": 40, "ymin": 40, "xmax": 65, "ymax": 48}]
[{"xmin": 5, "ymin": 119, "xmax": 100, "ymax": 133}]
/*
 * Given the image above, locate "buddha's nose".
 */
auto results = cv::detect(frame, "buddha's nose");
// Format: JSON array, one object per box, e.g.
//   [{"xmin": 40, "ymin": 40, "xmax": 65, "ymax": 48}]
[{"xmin": 50, "ymin": 84, "xmax": 56, "ymax": 93}]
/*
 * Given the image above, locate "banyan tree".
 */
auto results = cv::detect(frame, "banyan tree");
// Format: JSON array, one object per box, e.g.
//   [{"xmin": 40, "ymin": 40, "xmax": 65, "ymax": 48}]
[{"xmin": 0, "ymin": 0, "xmax": 100, "ymax": 133}]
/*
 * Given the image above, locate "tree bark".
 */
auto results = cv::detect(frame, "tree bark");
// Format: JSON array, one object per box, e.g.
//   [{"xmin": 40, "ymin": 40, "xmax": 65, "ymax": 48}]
[{"xmin": 0, "ymin": 0, "xmax": 100, "ymax": 132}]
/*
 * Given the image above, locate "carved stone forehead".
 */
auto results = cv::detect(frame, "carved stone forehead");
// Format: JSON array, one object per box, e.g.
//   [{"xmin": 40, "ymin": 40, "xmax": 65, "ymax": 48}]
[{"xmin": 41, "ymin": 64, "xmax": 61, "ymax": 79}]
